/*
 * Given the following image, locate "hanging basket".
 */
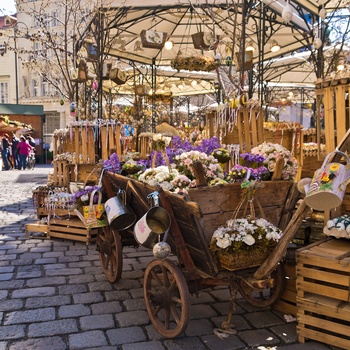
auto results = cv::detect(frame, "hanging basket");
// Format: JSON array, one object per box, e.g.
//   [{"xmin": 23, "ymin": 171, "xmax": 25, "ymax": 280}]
[{"xmin": 217, "ymin": 248, "xmax": 272, "ymax": 271}]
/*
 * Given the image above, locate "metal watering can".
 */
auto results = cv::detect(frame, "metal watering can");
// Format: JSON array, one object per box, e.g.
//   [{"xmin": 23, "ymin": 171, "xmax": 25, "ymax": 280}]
[
  {"xmin": 104, "ymin": 189, "xmax": 136, "ymax": 231},
  {"xmin": 133, "ymin": 191, "xmax": 171, "ymax": 250},
  {"xmin": 305, "ymin": 149, "xmax": 350, "ymax": 211}
]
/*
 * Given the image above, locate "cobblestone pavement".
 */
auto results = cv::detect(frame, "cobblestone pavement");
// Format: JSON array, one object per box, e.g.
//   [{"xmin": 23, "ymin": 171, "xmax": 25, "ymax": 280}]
[{"xmin": 0, "ymin": 165, "xmax": 335, "ymax": 350}]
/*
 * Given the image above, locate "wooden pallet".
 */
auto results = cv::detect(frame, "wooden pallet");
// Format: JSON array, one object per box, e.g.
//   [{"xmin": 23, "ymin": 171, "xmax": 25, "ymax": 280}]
[
  {"xmin": 48, "ymin": 216, "xmax": 99, "ymax": 245},
  {"xmin": 52, "ymin": 160, "xmax": 70, "ymax": 187},
  {"xmin": 26, "ymin": 222, "xmax": 49, "ymax": 239},
  {"xmin": 296, "ymin": 238, "xmax": 350, "ymax": 349}
]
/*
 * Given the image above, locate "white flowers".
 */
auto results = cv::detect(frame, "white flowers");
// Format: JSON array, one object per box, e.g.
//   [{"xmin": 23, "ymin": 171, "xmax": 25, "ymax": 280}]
[
  {"xmin": 138, "ymin": 165, "xmax": 179, "ymax": 191},
  {"xmin": 210, "ymin": 216, "xmax": 282, "ymax": 253}
]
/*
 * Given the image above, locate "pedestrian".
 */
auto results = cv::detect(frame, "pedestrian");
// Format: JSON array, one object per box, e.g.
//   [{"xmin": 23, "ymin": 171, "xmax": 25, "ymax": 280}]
[
  {"xmin": 26, "ymin": 135, "xmax": 36, "ymax": 152},
  {"xmin": 11, "ymin": 133, "xmax": 20, "ymax": 169},
  {"xmin": 17, "ymin": 136, "xmax": 32, "ymax": 170},
  {"xmin": 155, "ymin": 114, "xmax": 180, "ymax": 137},
  {"xmin": 1, "ymin": 133, "xmax": 13, "ymax": 170}
]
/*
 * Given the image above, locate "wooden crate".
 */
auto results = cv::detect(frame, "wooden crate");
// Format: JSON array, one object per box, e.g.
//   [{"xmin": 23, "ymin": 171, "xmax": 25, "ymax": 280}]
[
  {"xmin": 26, "ymin": 222, "xmax": 49, "ymax": 239},
  {"xmin": 48, "ymin": 216, "xmax": 99, "ymax": 245},
  {"xmin": 52, "ymin": 160, "xmax": 70, "ymax": 187},
  {"xmin": 297, "ymin": 294, "xmax": 350, "ymax": 349},
  {"xmin": 296, "ymin": 238, "xmax": 350, "ymax": 349}
]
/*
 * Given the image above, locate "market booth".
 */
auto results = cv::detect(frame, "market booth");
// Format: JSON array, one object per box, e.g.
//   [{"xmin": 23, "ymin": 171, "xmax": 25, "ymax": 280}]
[{"xmin": 28, "ymin": 0, "xmax": 350, "ymax": 348}]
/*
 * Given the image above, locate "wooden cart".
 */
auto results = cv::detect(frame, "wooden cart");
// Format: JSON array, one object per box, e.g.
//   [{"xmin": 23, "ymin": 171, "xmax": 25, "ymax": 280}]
[{"xmin": 96, "ymin": 170, "xmax": 310, "ymax": 338}]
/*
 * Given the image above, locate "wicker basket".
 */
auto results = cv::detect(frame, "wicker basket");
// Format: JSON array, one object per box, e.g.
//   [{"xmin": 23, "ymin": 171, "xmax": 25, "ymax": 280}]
[{"xmin": 217, "ymin": 248, "xmax": 271, "ymax": 271}]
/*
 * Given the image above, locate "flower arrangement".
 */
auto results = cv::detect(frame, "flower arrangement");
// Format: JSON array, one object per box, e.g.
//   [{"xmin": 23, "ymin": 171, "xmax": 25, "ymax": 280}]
[
  {"xmin": 171, "ymin": 174, "xmax": 195, "ymax": 193},
  {"xmin": 324, "ymin": 214, "xmax": 350, "ymax": 239},
  {"xmin": 251, "ymin": 142, "xmax": 298, "ymax": 181},
  {"xmin": 103, "ymin": 153, "xmax": 121, "ymax": 174},
  {"xmin": 173, "ymin": 150, "xmax": 224, "ymax": 184},
  {"xmin": 122, "ymin": 159, "xmax": 143, "ymax": 174},
  {"xmin": 72, "ymin": 185, "xmax": 100, "ymax": 206},
  {"xmin": 211, "ymin": 148, "xmax": 232, "ymax": 163},
  {"xmin": 171, "ymin": 54, "xmax": 216, "ymax": 72},
  {"xmin": 209, "ymin": 216, "xmax": 282, "ymax": 254},
  {"xmin": 226, "ymin": 165, "xmax": 248, "ymax": 182},
  {"xmin": 152, "ymin": 133, "xmax": 172, "ymax": 151},
  {"xmin": 138, "ymin": 166, "xmax": 179, "ymax": 191}
]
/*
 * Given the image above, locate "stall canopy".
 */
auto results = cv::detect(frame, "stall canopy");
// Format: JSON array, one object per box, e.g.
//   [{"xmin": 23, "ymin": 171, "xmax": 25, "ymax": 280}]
[{"xmin": 78, "ymin": 0, "xmax": 349, "ymax": 104}]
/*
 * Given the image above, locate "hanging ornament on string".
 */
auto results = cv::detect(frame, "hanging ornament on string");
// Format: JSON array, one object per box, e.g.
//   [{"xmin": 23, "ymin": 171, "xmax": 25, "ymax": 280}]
[
  {"xmin": 59, "ymin": 95, "xmax": 64, "ymax": 106},
  {"xmin": 313, "ymin": 28, "xmax": 322, "ymax": 50},
  {"xmin": 319, "ymin": 6, "xmax": 327, "ymax": 20},
  {"xmin": 92, "ymin": 80, "xmax": 98, "ymax": 91},
  {"xmin": 70, "ymin": 102, "xmax": 76, "ymax": 117},
  {"xmin": 282, "ymin": 0, "xmax": 293, "ymax": 24}
]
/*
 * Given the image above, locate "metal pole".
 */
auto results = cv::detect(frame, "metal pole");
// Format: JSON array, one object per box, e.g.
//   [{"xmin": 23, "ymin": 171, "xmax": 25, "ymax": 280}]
[{"xmin": 14, "ymin": 26, "xmax": 18, "ymax": 104}]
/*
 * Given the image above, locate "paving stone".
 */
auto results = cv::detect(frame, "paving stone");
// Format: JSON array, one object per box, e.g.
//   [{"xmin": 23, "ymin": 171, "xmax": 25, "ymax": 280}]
[
  {"xmin": 73, "ymin": 292, "xmax": 104, "ymax": 304},
  {"xmin": 238, "ymin": 328, "xmax": 280, "ymax": 347},
  {"xmin": 34, "ymin": 258, "xmax": 57, "ymax": 264},
  {"xmin": 185, "ymin": 319, "xmax": 214, "ymax": 336},
  {"xmin": 59, "ymin": 284, "xmax": 87, "ymax": 295},
  {"xmin": 7, "ymin": 336, "xmax": 67, "ymax": 350},
  {"xmin": 43, "ymin": 263, "xmax": 67, "ymax": 270},
  {"xmin": 106, "ymin": 326, "xmax": 146, "ymax": 345},
  {"xmin": 115, "ymin": 310, "xmax": 150, "ymax": 327},
  {"xmin": 69, "ymin": 274, "xmax": 95, "ymax": 284},
  {"xmin": 211, "ymin": 314, "xmax": 251, "ymax": 331},
  {"xmin": 0, "ymin": 273, "xmax": 13, "ymax": 281},
  {"xmin": 209, "ymin": 288, "xmax": 230, "ymax": 302},
  {"xmin": 244, "ymin": 310, "xmax": 285, "ymax": 328},
  {"xmin": 91, "ymin": 301, "xmax": 122, "ymax": 315},
  {"xmin": 190, "ymin": 304, "xmax": 218, "ymax": 319},
  {"xmin": 0, "ymin": 299, "xmax": 24, "ymax": 312},
  {"xmin": 58, "ymin": 256, "xmax": 80, "ymax": 263},
  {"xmin": 0, "ymin": 325, "xmax": 26, "ymax": 340},
  {"xmin": 164, "ymin": 336, "xmax": 208, "ymax": 350},
  {"xmin": 276, "ymin": 342, "xmax": 334, "ymax": 349},
  {"xmin": 114, "ymin": 278, "xmax": 140, "ymax": 290},
  {"xmin": 201, "ymin": 333, "xmax": 246, "ymax": 350},
  {"xmin": 212, "ymin": 301, "xmax": 245, "ymax": 316},
  {"xmin": 123, "ymin": 298, "xmax": 147, "ymax": 311},
  {"xmin": 59, "ymin": 304, "xmax": 91, "ymax": 318},
  {"xmin": 26, "ymin": 276, "xmax": 66, "ymax": 287},
  {"xmin": 0, "ymin": 341, "xmax": 6, "ymax": 350},
  {"xmin": 25, "ymin": 295, "xmax": 71, "ymax": 308},
  {"xmin": 4, "ymin": 307, "xmax": 56, "ymax": 325},
  {"xmin": 46, "ymin": 267, "xmax": 83, "ymax": 276},
  {"xmin": 105, "ymin": 290, "xmax": 130, "ymax": 301},
  {"xmin": 190, "ymin": 291, "xmax": 216, "ymax": 304},
  {"xmin": 12, "ymin": 286, "xmax": 56, "ymax": 298},
  {"xmin": 69, "ymin": 330, "xmax": 108, "ymax": 349},
  {"xmin": 122, "ymin": 341, "xmax": 165, "ymax": 350},
  {"xmin": 69, "ymin": 261, "xmax": 93, "ymax": 268},
  {"xmin": 28, "ymin": 319, "xmax": 78, "ymax": 337},
  {"xmin": 80, "ymin": 314, "xmax": 115, "ymax": 330},
  {"xmin": 270, "ymin": 323, "xmax": 298, "ymax": 344},
  {"xmin": 122, "ymin": 269, "xmax": 145, "ymax": 279},
  {"xmin": 0, "ymin": 280, "xmax": 24, "ymax": 290},
  {"xmin": 129, "ymin": 287, "xmax": 144, "ymax": 299},
  {"xmin": 88, "ymin": 281, "xmax": 113, "ymax": 292},
  {"xmin": 0, "ymin": 266, "xmax": 15, "ymax": 273}
]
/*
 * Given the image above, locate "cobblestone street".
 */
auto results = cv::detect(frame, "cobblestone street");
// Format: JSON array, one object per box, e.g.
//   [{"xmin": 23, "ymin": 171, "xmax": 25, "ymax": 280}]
[{"xmin": 0, "ymin": 166, "xmax": 334, "ymax": 350}]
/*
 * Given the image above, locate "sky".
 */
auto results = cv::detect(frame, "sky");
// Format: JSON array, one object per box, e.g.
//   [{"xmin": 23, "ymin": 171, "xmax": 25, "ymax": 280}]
[{"xmin": 1, "ymin": 0, "xmax": 16, "ymax": 15}]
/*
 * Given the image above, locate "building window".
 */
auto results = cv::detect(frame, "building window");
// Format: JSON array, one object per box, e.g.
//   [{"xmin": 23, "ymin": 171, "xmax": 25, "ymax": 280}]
[
  {"xmin": 34, "ymin": 42, "xmax": 41, "ymax": 58},
  {"xmin": 0, "ymin": 82, "xmax": 9, "ymax": 103},
  {"xmin": 33, "ymin": 79, "xmax": 39, "ymax": 97},
  {"xmin": 42, "ymin": 78, "xmax": 49, "ymax": 96},
  {"xmin": 51, "ymin": 11, "xmax": 59, "ymax": 27}
]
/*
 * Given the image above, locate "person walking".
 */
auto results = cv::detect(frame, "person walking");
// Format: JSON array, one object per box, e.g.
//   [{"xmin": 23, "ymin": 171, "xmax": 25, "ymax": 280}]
[
  {"xmin": 1, "ymin": 134, "xmax": 13, "ymax": 170},
  {"xmin": 17, "ymin": 136, "xmax": 33, "ymax": 170},
  {"xmin": 11, "ymin": 133, "xmax": 20, "ymax": 169}
]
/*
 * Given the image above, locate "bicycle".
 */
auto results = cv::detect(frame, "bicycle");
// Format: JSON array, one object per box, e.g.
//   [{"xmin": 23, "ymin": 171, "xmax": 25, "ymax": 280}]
[{"xmin": 26, "ymin": 151, "xmax": 36, "ymax": 170}]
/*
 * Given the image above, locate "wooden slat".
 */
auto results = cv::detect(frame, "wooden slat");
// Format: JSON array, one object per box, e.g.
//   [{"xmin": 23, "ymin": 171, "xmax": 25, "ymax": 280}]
[
  {"xmin": 336, "ymin": 85, "xmax": 347, "ymax": 141},
  {"xmin": 324, "ymin": 87, "xmax": 335, "ymax": 153}
]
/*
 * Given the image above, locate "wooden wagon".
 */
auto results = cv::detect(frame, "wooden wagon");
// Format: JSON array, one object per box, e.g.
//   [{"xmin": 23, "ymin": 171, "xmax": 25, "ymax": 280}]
[{"xmin": 96, "ymin": 169, "xmax": 309, "ymax": 338}]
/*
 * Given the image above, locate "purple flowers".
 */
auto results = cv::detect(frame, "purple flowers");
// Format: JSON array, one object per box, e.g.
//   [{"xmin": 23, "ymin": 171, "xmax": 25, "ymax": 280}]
[{"xmin": 103, "ymin": 153, "xmax": 121, "ymax": 174}]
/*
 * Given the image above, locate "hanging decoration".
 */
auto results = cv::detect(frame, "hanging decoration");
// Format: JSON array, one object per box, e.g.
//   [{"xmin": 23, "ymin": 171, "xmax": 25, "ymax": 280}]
[{"xmin": 282, "ymin": 0, "xmax": 293, "ymax": 24}]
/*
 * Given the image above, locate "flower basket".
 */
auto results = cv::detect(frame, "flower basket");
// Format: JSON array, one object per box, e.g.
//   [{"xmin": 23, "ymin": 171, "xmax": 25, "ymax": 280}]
[{"xmin": 217, "ymin": 248, "xmax": 272, "ymax": 271}]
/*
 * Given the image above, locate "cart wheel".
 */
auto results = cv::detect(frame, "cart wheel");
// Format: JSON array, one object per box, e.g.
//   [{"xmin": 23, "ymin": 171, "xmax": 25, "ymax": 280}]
[
  {"xmin": 238, "ymin": 263, "xmax": 285, "ymax": 308},
  {"xmin": 144, "ymin": 259, "xmax": 191, "ymax": 338},
  {"xmin": 96, "ymin": 226, "xmax": 122, "ymax": 283}
]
